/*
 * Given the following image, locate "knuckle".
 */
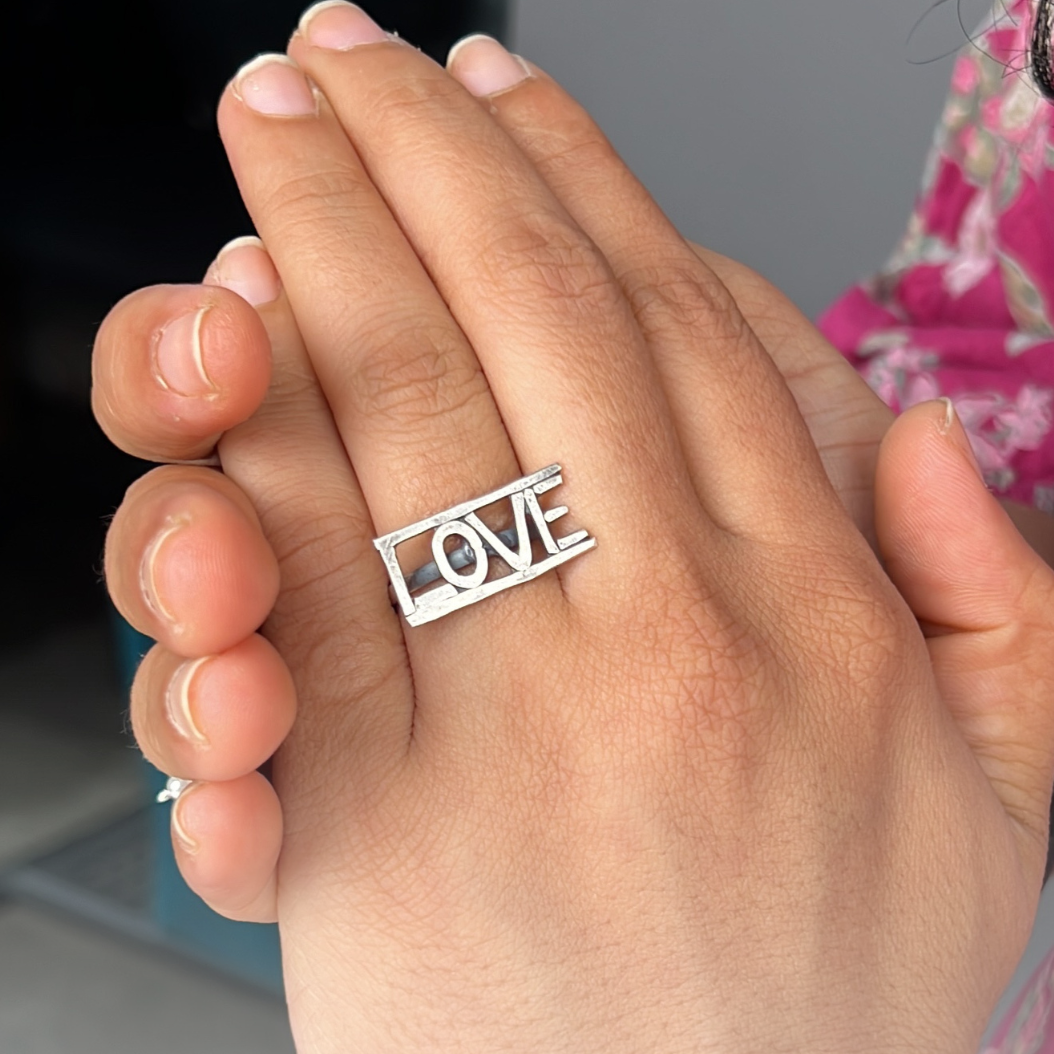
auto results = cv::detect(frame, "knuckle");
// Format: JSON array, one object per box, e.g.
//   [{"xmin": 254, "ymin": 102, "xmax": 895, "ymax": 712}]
[
  {"xmin": 829, "ymin": 602, "xmax": 905, "ymax": 689},
  {"xmin": 262, "ymin": 486, "xmax": 374, "ymax": 578},
  {"xmin": 678, "ymin": 607, "xmax": 774, "ymax": 742},
  {"xmin": 529, "ymin": 123, "xmax": 618, "ymax": 184},
  {"xmin": 626, "ymin": 258, "xmax": 751, "ymax": 348},
  {"xmin": 620, "ymin": 543, "xmax": 912, "ymax": 764},
  {"xmin": 476, "ymin": 212, "xmax": 622, "ymax": 319},
  {"xmin": 258, "ymin": 165, "xmax": 369, "ymax": 251},
  {"xmin": 267, "ymin": 358, "xmax": 327, "ymax": 406},
  {"xmin": 610, "ymin": 557, "xmax": 779, "ymax": 762},
  {"xmin": 368, "ymin": 68, "xmax": 463, "ymax": 122},
  {"xmin": 794, "ymin": 568, "xmax": 912, "ymax": 696},
  {"xmin": 353, "ymin": 326, "xmax": 490, "ymax": 429}
]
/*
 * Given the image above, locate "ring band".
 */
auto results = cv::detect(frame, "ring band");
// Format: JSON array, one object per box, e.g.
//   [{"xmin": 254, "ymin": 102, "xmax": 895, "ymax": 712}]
[{"xmin": 375, "ymin": 465, "xmax": 595, "ymax": 626}]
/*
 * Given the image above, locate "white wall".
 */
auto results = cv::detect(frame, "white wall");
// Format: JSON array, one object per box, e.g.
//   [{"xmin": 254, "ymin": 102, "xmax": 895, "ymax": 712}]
[{"xmin": 511, "ymin": 0, "xmax": 994, "ymax": 318}]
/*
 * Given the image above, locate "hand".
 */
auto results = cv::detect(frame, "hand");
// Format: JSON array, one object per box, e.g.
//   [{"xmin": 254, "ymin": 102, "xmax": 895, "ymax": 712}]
[{"xmin": 95, "ymin": 12, "xmax": 1054, "ymax": 1053}]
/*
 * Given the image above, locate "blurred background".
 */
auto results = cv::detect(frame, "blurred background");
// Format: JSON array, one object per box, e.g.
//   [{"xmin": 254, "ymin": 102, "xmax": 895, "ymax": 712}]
[{"xmin": 1, "ymin": 0, "xmax": 1048, "ymax": 1050}]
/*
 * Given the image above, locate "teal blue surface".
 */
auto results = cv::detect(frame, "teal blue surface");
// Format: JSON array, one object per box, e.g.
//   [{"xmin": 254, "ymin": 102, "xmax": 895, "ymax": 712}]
[{"xmin": 114, "ymin": 616, "xmax": 283, "ymax": 994}]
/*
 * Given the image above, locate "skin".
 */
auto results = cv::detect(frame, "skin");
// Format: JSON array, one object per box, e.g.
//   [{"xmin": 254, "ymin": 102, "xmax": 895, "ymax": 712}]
[{"xmin": 94, "ymin": 10, "xmax": 1054, "ymax": 1053}]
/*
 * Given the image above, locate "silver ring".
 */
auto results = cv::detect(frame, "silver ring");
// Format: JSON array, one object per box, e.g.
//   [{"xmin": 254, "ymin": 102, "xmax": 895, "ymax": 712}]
[
  {"xmin": 156, "ymin": 776, "xmax": 193, "ymax": 803},
  {"xmin": 375, "ymin": 465, "xmax": 596, "ymax": 627}
]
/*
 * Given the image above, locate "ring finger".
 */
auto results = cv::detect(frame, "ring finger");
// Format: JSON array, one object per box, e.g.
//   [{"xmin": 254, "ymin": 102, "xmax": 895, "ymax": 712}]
[
  {"xmin": 444, "ymin": 38, "xmax": 845, "ymax": 541},
  {"xmin": 283, "ymin": 10, "xmax": 694, "ymax": 564}
]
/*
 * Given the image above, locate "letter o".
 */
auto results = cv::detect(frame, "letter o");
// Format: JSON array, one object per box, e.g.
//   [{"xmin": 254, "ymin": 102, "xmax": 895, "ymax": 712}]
[{"xmin": 432, "ymin": 520, "xmax": 489, "ymax": 590}]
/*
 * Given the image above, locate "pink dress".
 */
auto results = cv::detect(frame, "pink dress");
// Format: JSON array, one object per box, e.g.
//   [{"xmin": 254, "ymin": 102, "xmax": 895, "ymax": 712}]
[
  {"xmin": 819, "ymin": 0, "xmax": 1054, "ymax": 507},
  {"xmin": 984, "ymin": 945, "xmax": 1054, "ymax": 1053},
  {"xmin": 818, "ymin": 3, "xmax": 1054, "ymax": 1048}
]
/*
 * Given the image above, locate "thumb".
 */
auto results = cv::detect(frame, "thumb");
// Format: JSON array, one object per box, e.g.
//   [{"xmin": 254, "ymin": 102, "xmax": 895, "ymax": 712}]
[{"xmin": 875, "ymin": 398, "xmax": 1054, "ymax": 855}]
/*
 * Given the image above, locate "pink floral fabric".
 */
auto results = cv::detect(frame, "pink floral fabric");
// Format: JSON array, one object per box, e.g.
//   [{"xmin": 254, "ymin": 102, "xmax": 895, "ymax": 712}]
[
  {"xmin": 982, "ymin": 946, "xmax": 1054, "ymax": 1054},
  {"xmin": 818, "ymin": 0, "xmax": 1054, "ymax": 508},
  {"xmin": 819, "ymin": 7, "xmax": 1054, "ymax": 1047}
]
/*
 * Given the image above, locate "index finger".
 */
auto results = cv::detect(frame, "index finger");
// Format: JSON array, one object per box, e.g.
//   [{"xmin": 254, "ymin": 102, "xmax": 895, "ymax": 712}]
[{"xmin": 92, "ymin": 262, "xmax": 273, "ymax": 463}]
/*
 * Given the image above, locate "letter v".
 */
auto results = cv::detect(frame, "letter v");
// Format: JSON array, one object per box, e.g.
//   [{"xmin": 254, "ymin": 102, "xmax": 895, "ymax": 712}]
[{"xmin": 464, "ymin": 491, "xmax": 533, "ymax": 573}]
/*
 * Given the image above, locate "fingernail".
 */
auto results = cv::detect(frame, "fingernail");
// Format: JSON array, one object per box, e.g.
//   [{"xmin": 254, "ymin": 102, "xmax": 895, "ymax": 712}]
[
  {"xmin": 204, "ymin": 236, "xmax": 281, "ymax": 307},
  {"xmin": 300, "ymin": 1, "xmax": 389, "ymax": 50},
  {"xmin": 171, "ymin": 789, "xmax": 201, "ymax": 854},
  {"xmin": 140, "ymin": 517, "xmax": 186, "ymax": 628},
  {"xmin": 937, "ymin": 397, "xmax": 985, "ymax": 484},
  {"xmin": 153, "ymin": 307, "xmax": 216, "ymax": 397},
  {"xmin": 447, "ymin": 34, "xmax": 531, "ymax": 97},
  {"xmin": 233, "ymin": 54, "xmax": 318, "ymax": 116},
  {"xmin": 166, "ymin": 657, "xmax": 211, "ymax": 746}
]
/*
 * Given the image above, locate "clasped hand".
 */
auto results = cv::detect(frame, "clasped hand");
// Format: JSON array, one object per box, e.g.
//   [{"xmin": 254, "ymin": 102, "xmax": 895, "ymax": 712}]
[{"xmin": 94, "ymin": 10, "xmax": 1054, "ymax": 1052}]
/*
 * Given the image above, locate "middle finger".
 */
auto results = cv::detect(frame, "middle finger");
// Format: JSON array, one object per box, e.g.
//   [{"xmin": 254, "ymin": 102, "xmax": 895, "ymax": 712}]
[{"xmin": 288, "ymin": 5, "xmax": 699, "ymax": 564}]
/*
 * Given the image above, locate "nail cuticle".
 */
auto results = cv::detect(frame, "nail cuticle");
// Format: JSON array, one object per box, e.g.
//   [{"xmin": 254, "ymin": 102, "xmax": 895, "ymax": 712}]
[
  {"xmin": 298, "ymin": 0, "xmax": 354, "ymax": 35},
  {"xmin": 299, "ymin": 0, "xmax": 390, "ymax": 50},
  {"xmin": 204, "ymin": 236, "xmax": 282, "ymax": 307},
  {"xmin": 446, "ymin": 34, "xmax": 533, "ymax": 97},
  {"xmin": 233, "ymin": 52, "xmax": 299, "ymax": 90},
  {"xmin": 485, "ymin": 59, "xmax": 534, "ymax": 98},
  {"xmin": 232, "ymin": 53, "xmax": 319, "ymax": 117},
  {"xmin": 446, "ymin": 32, "xmax": 492, "ymax": 65},
  {"xmin": 140, "ymin": 518, "xmax": 186, "ymax": 628},
  {"xmin": 152, "ymin": 306, "xmax": 217, "ymax": 399},
  {"xmin": 214, "ymin": 234, "xmax": 267, "ymax": 256},
  {"xmin": 166, "ymin": 657, "xmax": 211, "ymax": 746},
  {"xmin": 171, "ymin": 792, "xmax": 201, "ymax": 854}
]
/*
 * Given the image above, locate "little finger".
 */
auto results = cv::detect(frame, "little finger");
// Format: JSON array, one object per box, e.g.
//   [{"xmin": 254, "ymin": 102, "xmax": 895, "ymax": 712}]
[
  {"xmin": 168, "ymin": 775, "xmax": 282, "ymax": 923},
  {"xmin": 689, "ymin": 243, "xmax": 893, "ymax": 542}
]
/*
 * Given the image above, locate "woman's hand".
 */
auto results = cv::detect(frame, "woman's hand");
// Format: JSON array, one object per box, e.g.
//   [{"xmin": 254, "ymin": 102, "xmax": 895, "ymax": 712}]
[{"xmin": 95, "ymin": 11, "xmax": 1054, "ymax": 1053}]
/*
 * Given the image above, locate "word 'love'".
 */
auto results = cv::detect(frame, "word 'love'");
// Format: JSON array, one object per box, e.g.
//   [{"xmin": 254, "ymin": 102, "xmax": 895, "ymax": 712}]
[{"xmin": 374, "ymin": 465, "xmax": 596, "ymax": 626}]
